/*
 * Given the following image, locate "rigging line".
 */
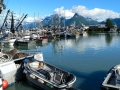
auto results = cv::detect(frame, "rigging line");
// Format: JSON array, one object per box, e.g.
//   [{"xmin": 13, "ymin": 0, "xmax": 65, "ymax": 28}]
[
  {"xmin": 0, "ymin": 0, "xmax": 9, "ymax": 23},
  {"xmin": 5, "ymin": 0, "xmax": 9, "ymax": 10},
  {"xmin": 0, "ymin": 13, "xmax": 5, "ymax": 27}
]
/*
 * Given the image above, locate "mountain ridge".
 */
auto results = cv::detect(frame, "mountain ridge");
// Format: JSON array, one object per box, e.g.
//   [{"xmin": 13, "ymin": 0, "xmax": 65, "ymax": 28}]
[{"xmin": 24, "ymin": 13, "xmax": 120, "ymax": 28}]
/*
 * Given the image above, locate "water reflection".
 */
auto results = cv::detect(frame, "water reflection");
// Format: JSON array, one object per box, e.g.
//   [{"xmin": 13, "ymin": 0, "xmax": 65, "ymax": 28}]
[
  {"xmin": 1, "ymin": 33, "xmax": 120, "ymax": 52},
  {"xmin": 105, "ymin": 34, "xmax": 113, "ymax": 45},
  {"xmin": 51, "ymin": 33, "xmax": 120, "ymax": 53}
]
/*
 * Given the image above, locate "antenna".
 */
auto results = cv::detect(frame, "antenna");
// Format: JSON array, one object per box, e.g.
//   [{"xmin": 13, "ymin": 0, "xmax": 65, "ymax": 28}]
[
  {"xmin": 19, "ymin": 5, "xmax": 22, "ymax": 20},
  {"xmin": 34, "ymin": 13, "xmax": 35, "ymax": 28},
  {"xmin": 64, "ymin": 10, "xmax": 65, "ymax": 28}
]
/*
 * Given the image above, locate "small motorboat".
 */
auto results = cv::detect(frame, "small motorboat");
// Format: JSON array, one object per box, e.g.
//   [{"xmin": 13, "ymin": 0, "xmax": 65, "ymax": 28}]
[
  {"xmin": 23, "ymin": 52, "xmax": 76, "ymax": 90},
  {"xmin": 101, "ymin": 64, "xmax": 120, "ymax": 90}
]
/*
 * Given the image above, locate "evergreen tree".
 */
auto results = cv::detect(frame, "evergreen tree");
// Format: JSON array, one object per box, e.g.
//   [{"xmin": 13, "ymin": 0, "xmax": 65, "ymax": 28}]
[{"xmin": 105, "ymin": 18, "xmax": 114, "ymax": 28}]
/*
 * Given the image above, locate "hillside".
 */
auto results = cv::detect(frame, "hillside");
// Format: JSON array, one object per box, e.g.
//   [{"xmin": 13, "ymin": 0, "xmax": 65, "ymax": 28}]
[
  {"xmin": 23, "ymin": 13, "xmax": 120, "ymax": 28},
  {"xmin": 65, "ymin": 13, "xmax": 99, "ymax": 26}
]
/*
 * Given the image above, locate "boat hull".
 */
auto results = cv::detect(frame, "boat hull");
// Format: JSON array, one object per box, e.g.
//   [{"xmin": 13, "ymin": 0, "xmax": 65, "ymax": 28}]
[
  {"xmin": 14, "ymin": 40, "xmax": 36, "ymax": 46},
  {"xmin": 25, "ymin": 72, "xmax": 74, "ymax": 90},
  {"xmin": 0, "ymin": 61, "xmax": 26, "ymax": 87},
  {"xmin": 2, "ymin": 39, "xmax": 16, "ymax": 46},
  {"xmin": 0, "ymin": 50, "xmax": 31, "ymax": 88},
  {"xmin": 101, "ymin": 65, "xmax": 120, "ymax": 90}
]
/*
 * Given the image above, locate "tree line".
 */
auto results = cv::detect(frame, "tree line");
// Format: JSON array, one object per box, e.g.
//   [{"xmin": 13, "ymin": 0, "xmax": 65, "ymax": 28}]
[{"xmin": 87, "ymin": 18, "xmax": 120, "ymax": 32}]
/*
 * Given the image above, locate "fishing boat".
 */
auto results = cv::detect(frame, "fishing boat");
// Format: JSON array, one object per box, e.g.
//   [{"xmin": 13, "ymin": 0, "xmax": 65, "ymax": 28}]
[
  {"xmin": 101, "ymin": 64, "xmax": 120, "ymax": 90},
  {"xmin": 14, "ymin": 35, "xmax": 36, "ymax": 46},
  {"xmin": 2, "ymin": 37, "xmax": 16, "ymax": 46},
  {"xmin": 0, "ymin": 49, "xmax": 30, "ymax": 88},
  {"xmin": 23, "ymin": 52, "xmax": 76, "ymax": 90}
]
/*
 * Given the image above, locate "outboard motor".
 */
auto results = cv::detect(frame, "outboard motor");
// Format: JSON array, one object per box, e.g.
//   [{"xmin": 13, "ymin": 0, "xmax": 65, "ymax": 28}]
[
  {"xmin": 34, "ymin": 52, "xmax": 44, "ymax": 69},
  {"xmin": 34, "ymin": 52, "xmax": 44, "ymax": 62}
]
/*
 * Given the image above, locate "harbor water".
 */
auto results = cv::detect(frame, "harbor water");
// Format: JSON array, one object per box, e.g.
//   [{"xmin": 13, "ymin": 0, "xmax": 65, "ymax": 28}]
[{"xmin": 3, "ymin": 33, "xmax": 120, "ymax": 90}]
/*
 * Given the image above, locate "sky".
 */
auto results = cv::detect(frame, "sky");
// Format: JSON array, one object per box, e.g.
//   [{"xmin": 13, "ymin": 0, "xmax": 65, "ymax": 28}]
[{"xmin": 1, "ymin": 0, "xmax": 120, "ymax": 23}]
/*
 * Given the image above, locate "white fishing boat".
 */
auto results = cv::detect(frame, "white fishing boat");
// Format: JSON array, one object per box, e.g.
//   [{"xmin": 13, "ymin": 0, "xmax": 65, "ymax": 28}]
[
  {"xmin": 101, "ymin": 64, "xmax": 120, "ymax": 90},
  {"xmin": 14, "ymin": 35, "xmax": 36, "ymax": 46},
  {"xmin": 23, "ymin": 52, "xmax": 76, "ymax": 90},
  {"xmin": 0, "ymin": 49, "xmax": 30, "ymax": 88},
  {"xmin": 2, "ymin": 37, "xmax": 16, "ymax": 46}
]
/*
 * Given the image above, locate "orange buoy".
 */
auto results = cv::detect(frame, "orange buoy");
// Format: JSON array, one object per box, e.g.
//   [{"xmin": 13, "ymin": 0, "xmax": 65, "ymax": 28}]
[{"xmin": 2, "ymin": 79, "xmax": 8, "ymax": 89}]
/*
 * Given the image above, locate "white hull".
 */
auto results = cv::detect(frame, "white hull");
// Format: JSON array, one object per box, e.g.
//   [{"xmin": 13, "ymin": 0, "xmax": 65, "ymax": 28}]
[
  {"xmin": 101, "ymin": 64, "xmax": 120, "ymax": 90},
  {"xmin": 2, "ymin": 39, "xmax": 16, "ymax": 46},
  {"xmin": 0, "ymin": 49, "xmax": 31, "ymax": 88}
]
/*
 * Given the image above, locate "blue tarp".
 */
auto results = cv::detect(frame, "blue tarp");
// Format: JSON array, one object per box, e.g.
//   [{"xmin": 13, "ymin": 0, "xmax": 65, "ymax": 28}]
[{"xmin": 0, "ymin": 34, "xmax": 8, "ymax": 41}]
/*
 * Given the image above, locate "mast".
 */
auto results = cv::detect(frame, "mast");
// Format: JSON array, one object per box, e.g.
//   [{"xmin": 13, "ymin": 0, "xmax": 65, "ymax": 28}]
[
  {"xmin": 0, "ymin": 0, "xmax": 6, "ymax": 14},
  {"xmin": 14, "ymin": 14, "xmax": 24, "ymax": 30},
  {"xmin": 15, "ymin": 14, "xmax": 28, "ymax": 31},
  {"xmin": 38, "ymin": 12, "xmax": 39, "ymax": 29},
  {"xmin": 64, "ymin": 10, "xmax": 65, "ymax": 28},
  {"xmin": 34, "ymin": 13, "xmax": 36, "ymax": 29},
  {"xmin": 0, "ymin": 9, "xmax": 10, "ymax": 32},
  {"xmin": 10, "ymin": 11, "xmax": 15, "ymax": 33},
  {"xmin": 38, "ymin": 12, "xmax": 42, "ymax": 29},
  {"xmin": 19, "ymin": 5, "xmax": 22, "ymax": 20}
]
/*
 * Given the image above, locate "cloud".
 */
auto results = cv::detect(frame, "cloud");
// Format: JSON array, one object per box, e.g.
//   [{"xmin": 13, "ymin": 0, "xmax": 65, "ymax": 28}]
[
  {"xmin": 54, "ymin": 5, "xmax": 120, "ymax": 22},
  {"xmin": 3, "ymin": 5, "xmax": 119, "ymax": 23},
  {"xmin": 25, "ymin": 17, "xmax": 35, "ymax": 22},
  {"xmin": 21, "ymin": 5, "xmax": 120, "ymax": 23},
  {"xmin": 54, "ymin": 6, "xmax": 74, "ymax": 19},
  {"xmin": 24, "ymin": 17, "xmax": 41, "ymax": 22}
]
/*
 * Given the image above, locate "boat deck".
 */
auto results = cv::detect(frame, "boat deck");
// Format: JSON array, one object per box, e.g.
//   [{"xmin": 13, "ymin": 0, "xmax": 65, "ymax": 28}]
[
  {"xmin": 107, "ymin": 72, "xmax": 117, "ymax": 85},
  {"xmin": 102, "ymin": 68, "xmax": 120, "ymax": 90}
]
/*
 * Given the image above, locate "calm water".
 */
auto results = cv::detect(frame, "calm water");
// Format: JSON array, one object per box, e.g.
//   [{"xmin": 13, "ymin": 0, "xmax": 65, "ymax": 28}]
[{"xmin": 3, "ymin": 33, "xmax": 120, "ymax": 90}]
